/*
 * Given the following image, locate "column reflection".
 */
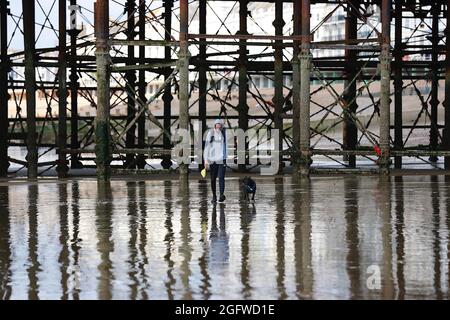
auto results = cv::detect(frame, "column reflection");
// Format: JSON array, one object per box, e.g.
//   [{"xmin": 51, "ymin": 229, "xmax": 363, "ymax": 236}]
[
  {"xmin": 70, "ymin": 181, "xmax": 81, "ymax": 299},
  {"xmin": 430, "ymin": 176, "xmax": 443, "ymax": 299},
  {"xmin": 293, "ymin": 176, "xmax": 313, "ymax": 298},
  {"xmin": 95, "ymin": 181, "xmax": 114, "ymax": 300},
  {"xmin": 27, "ymin": 184, "xmax": 40, "ymax": 299},
  {"xmin": 198, "ymin": 180, "xmax": 210, "ymax": 299},
  {"xmin": 58, "ymin": 183, "xmax": 70, "ymax": 299},
  {"xmin": 0, "ymin": 185, "xmax": 11, "ymax": 300},
  {"xmin": 446, "ymin": 176, "xmax": 450, "ymax": 299},
  {"xmin": 394, "ymin": 176, "xmax": 405, "ymax": 299},
  {"xmin": 137, "ymin": 181, "xmax": 149, "ymax": 299},
  {"xmin": 163, "ymin": 180, "xmax": 175, "ymax": 299},
  {"xmin": 239, "ymin": 183, "xmax": 256, "ymax": 299},
  {"xmin": 344, "ymin": 177, "xmax": 360, "ymax": 299},
  {"xmin": 275, "ymin": 178, "xmax": 287, "ymax": 299},
  {"xmin": 179, "ymin": 178, "xmax": 192, "ymax": 299},
  {"xmin": 379, "ymin": 176, "xmax": 394, "ymax": 299},
  {"xmin": 126, "ymin": 181, "xmax": 139, "ymax": 299}
]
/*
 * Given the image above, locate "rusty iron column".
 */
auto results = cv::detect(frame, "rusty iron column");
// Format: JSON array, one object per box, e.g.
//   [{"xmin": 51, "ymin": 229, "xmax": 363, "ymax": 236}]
[
  {"xmin": 299, "ymin": 0, "xmax": 312, "ymax": 176},
  {"xmin": 161, "ymin": 0, "xmax": 173, "ymax": 170},
  {"xmin": 273, "ymin": 1, "xmax": 285, "ymax": 174},
  {"xmin": 445, "ymin": 3, "xmax": 450, "ymax": 169},
  {"xmin": 178, "ymin": 0, "xmax": 190, "ymax": 176},
  {"xmin": 136, "ymin": 0, "xmax": 146, "ymax": 169},
  {"xmin": 57, "ymin": 0, "xmax": 69, "ymax": 178},
  {"xmin": 394, "ymin": 0, "xmax": 403, "ymax": 169},
  {"xmin": 125, "ymin": 0, "xmax": 137, "ymax": 168},
  {"xmin": 429, "ymin": 4, "xmax": 440, "ymax": 162},
  {"xmin": 94, "ymin": 0, "xmax": 111, "ymax": 180},
  {"xmin": 292, "ymin": 0, "xmax": 301, "ymax": 170},
  {"xmin": 69, "ymin": 0, "xmax": 82, "ymax": 169},
  {"xmin": 343, "ymin": 0, "xmax": 359, "ymax": 168},
  {"xmin": 238, "ymin": 0, "xmax": 249, "ymax": 172},
  {"xmin": 0, "ymin": 0, "xmax": 9, "ymax": 177},
  {"xmin": 23, "ymin": 0, "xmax": 38, "ymax": 179},
  {"xmin": 379, "ymin": 0, "xmax": 392, "ymax": 174},
  {"xmin": 198, "ymin": 0, "xmax": 207, "ymax": 171}
]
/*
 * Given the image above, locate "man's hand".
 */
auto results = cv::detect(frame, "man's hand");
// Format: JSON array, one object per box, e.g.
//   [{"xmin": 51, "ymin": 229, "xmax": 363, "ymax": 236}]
[{"xmin": 204, "ymin": 160, "xmax": 209, "ymax": 170}]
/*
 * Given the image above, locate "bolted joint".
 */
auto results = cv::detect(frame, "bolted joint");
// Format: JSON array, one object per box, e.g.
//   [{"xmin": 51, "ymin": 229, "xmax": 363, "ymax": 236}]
[
  {"xmin": 444, "ymin": 98, "xmax": 450, "ymax": 109},
  {"xmin": 163, "ymin": 0, "xmax": 174, "ymax": 8},
  {"xmin": 377, "ymin": 155, "xmax": 391, "ymax": 172},
  {"xmin": 126, "ymin": 70, "xmax": 137, "ymax": 83},
  {"xmin": 162, "ymin": 90, "xmax": 174, "ymax": 102},
  {"xmin": 430, "ymin": 97, "xmax": 440, "ymax": 106},
  {"xmin": 56, "ymin": 161, "xmax": 69, "ymax": 177},
  {"xmin": 272, "ymin": 18, "xmax": 286, "ymax": 29},
  {"xmin": 69, "ymin": 71, "xmax": 79, "ymax": 83},
  {"xmin": 299, "ymin": 51, "xmax": 313, "ymax": 62},
  {"xmin": 443, "ymin": 128, "xmax": 450, "ymax": 147},
  {"xmin": 95, "ymin": 42, "xmax": 110, "ymax": 54},
  {"xmin": 178, "ymin": 50, "xmax": 192, "ymax": 60},
  {"xmin": 298, "ymin": 149, "xmax": 312, "ymax": 165},
  {"xmin": 177, "ymin": 51, "xmax": 191, "ymax": 66}
]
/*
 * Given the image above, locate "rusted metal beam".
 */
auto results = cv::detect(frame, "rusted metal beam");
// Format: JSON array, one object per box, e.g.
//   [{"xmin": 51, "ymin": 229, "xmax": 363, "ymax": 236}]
[
  {"xmin": 394, "ymin": 0, "xmax": 403, "ymax": 169},
  {"xmin": 178, "ymin": 0, "xmax": 190, "ymax": 176},
  {"xmin": 343, "ymin": 0, "xmax": 359, "ymax": 168},
  {"xmin": 188, "ymin": 33, "xmax": 308, "ymax": 41},
  {"xmin": 110, "ymin": 39, "xmax": 178, "ymax": 47},
  {"xmin": 0, "ymin": 0, "xmax": 9, "ymax": 177},
  {"xmin": 136, "ymin": 0, "xmax": 146, "ymax": 169},
  {"xmin": 57, "ymin": 0, "xmax": 68, "ymax": 178},
  {"xmin": 94, "ymin": 0, "xmax": 111, "ymax": 180},
  {"xmin": 445, "ymin": 3, "xmax": 450, "ymax": 169},
  {"xmin": 161, "ymin": 0, "xmax": 173, "ymax": 170},
  {"xmin": 125, "ymin": 0, "xmax": 137, "ymax": 169},
  {"xmin": 429, "ymin": 4, "xmax": 440, "ymax": 162},
  {"xmin": 3, "ymin": 0, "xmax": 448, "ymax": 176},
  {"xmin": 198, "ymin": 0, "xmax": 207, "ymax": 172},
  {"xmin": 379, "ymin": 0, "xmax": 392, "ymax": 174},
  {"xmin": 299, "ymin": 0, "xmax": 312, "ymax": 176},
  {"xmin": 238, "ymin": 0, "xmax": 249, "ymax": 172},
  {"xmin": 111, "ymin": 62, "xmax": 176, "ymax": 72},
  {"xmin": 23, "ymin": 0, "xmax": 38, "ymax": 179},
  {"xmin": 69, "ymin": 0, "xmax": 82, "ymax": 169},
  {"xmin": 291, "ymin": 0, "xmax": 301, "ymax": 170},
  {"xmin": 273, "ymin": 0, "xmax": 285, "ymax": 174}
]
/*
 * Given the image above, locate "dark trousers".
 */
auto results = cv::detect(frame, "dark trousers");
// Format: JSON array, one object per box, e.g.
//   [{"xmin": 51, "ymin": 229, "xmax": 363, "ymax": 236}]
[{"xmin": 210, "ymin": 163, "xmax": 225, "ymax": 197}]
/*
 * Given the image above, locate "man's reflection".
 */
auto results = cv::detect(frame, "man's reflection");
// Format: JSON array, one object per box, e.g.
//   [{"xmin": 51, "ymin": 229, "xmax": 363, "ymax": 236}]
[{"xmin": 209, "ymin": 204, "xmax": 229, "ymax": 268}]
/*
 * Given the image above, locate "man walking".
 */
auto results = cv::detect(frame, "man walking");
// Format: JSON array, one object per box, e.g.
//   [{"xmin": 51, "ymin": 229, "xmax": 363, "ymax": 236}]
[{"xmin": 204, "ymin": 119, "xmax": 227, "ymax": 203}]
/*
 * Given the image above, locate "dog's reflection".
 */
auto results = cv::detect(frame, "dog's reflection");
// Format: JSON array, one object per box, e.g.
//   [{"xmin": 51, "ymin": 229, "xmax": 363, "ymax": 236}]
[
  {"xmin": 241, "ymin": 201, "xmax": 257, "ymax": 225},
  {"xmin": 209, "ymin": 203, "xmax": 229, "ymax": 267}
]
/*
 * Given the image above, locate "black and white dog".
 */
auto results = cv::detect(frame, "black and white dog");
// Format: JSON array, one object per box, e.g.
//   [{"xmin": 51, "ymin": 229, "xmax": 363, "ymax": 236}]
[{"xmin": 242, "ymin": 176, "xmax": 257, "ymax": 201}]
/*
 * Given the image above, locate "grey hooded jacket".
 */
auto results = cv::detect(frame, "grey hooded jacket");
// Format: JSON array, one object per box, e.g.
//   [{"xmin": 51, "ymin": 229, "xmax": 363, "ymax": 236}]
[{"xmin": 203, "ymin": 119, "xmax": 227, "ymax": 163}]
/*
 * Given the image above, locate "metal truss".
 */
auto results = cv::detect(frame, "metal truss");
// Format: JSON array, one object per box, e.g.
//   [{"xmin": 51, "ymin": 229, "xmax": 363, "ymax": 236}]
[{"xmin": 0, "ymin": 0, "xmax": 448, "ymax": 178}]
